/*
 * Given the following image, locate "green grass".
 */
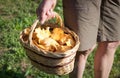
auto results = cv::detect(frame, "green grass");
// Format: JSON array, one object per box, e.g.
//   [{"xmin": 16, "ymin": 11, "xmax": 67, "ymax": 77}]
[{"xmin": 0, "ymin": 0, "xmax": 120, "ymax": 78}]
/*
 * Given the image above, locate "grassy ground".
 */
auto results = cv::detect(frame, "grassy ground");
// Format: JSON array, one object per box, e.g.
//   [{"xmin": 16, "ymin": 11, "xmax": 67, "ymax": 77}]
[{"xmin": 0, "ymin": 0, "xmax": 120, "ymax": 78}]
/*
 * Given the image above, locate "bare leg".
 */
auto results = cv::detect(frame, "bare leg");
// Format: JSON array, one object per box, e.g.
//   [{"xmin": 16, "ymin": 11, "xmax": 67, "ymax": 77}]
[
  {"xmin": 94, "ymin": 41, "xmax": 120, "ymax": 78},
  {"xmin": 69, "ymin": 44, "xmax": 96, "ymax": 78}
]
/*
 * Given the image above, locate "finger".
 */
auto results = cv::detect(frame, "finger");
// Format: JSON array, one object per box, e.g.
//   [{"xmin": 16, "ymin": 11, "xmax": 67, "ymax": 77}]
[
  {"xmin": 46, "ymin": 10, "xmax": 55, "ymax": 20},
  {"xmin": 40, "ymin": 12, "xmax": 47, "ymax": 24},
  {"xmin": 50, "ymin": 9, "xmax": 55, "ymax": 18}
]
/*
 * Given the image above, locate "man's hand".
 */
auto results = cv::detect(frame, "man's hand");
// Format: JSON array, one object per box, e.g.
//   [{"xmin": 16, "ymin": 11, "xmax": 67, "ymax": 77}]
[{"xmin": 36, "ymin": 0, "xmax": 57, "ymax": 24}]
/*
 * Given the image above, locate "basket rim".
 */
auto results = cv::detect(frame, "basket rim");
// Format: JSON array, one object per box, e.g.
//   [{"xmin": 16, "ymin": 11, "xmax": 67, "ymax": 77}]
[{"xmin": 20, "ymin": 26, "xmax": 80, "ymax": 58}]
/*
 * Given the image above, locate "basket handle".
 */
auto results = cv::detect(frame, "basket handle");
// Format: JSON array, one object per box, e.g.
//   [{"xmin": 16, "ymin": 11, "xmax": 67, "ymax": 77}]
[
  {"xmin": 53, "ymin": 12, "xmax": 63, "ymax": 27},
  {"xmin": 28, "ymin": 12, "xmax": 63, "ymax": 46}
]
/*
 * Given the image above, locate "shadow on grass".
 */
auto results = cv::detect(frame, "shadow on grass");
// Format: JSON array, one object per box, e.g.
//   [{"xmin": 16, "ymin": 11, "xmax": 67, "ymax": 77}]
[
  {"xmin": 116, "ymin": 75, "xmax": 120, "ymax": 78},
  {"xmin": 0, "ymin": 64, "xmax": 25, "ymax": 78}
]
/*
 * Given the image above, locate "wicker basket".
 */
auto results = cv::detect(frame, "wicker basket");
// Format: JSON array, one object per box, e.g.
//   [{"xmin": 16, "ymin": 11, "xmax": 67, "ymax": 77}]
[{"xmin": 20, "ymin": 12, "xmax": 80, "ymax": 75}]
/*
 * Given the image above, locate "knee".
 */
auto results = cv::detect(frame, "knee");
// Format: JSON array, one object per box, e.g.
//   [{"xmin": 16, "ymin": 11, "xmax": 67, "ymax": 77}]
[
  {"xmin": 106, "ymin": 41, "xmax": 120, "ymax": 49},
  {"xmin": 77, "ymin": 44, "xmax": 96, "ymax": 56},
  {"xmin": 77, "ymin": 47, "xmax": 95, "ymax": 58},
  {"xmin": 100, "ymin": 41, "xmax": 120, "ymax": 50},
  {"xmin": 97, "ymin": 41, "xmax": 120, "ymax": 56}
]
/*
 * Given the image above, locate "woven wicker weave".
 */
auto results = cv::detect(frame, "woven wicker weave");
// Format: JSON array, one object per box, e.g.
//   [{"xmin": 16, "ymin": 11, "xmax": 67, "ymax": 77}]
[{"xmin": 20, "ymin": 12, "xmax": 80, "ymax": 75}]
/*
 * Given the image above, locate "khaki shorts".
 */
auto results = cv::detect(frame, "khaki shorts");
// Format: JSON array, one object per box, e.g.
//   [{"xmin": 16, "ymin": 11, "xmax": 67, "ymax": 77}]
[{"xmin": 63, "ymin": 0, "xmax": 120, "ymax": 51}]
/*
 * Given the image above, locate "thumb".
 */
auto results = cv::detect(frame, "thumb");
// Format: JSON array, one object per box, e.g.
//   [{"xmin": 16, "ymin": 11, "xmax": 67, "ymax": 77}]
[
  {"xmin": 39, "ymin": 12, "xmax": 47, "ymax": 24},
  {"xmin": 40, "ymin": 17, "xmax": 46, "ymax": 24}
]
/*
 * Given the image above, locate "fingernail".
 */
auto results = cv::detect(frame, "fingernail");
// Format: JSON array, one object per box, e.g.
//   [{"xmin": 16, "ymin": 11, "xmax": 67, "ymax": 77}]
[{"xmin": 40, "ymin": 20, "xmax": 44, "ymax": 25}]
